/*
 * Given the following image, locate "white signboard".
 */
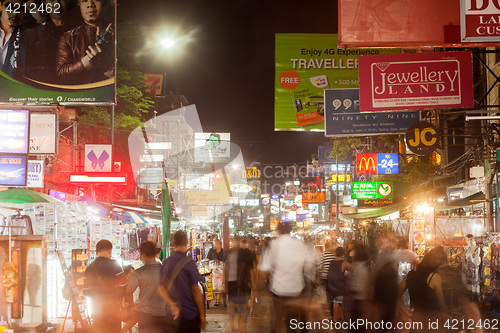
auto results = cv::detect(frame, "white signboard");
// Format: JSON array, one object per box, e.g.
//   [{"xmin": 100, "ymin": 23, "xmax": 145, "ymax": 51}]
[
  {"xmin": 461, "ymin": 0, "xmax": 500, "ymax": 42},
  {"xmin": 194, "ymin": 133, "xmax": 230, "ymax": 163},
  {"xmin": 29, "ymin": 113, "xmax": 57, "ymax": 154},
  {"xmin": 27, "ymin": 160, "xmax": 44, "ymax": 188},
  {"xmin": 84, "ymin": 144, "xmax": 112, "ymax": 172}
]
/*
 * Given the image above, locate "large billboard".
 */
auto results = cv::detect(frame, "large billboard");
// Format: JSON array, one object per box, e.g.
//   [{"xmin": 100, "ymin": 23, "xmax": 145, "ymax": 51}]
[
  {"xmin": 324, "ymin": 88, "xmax": 419, "ymax": 136},
  {"xmin": 0, "ymin": 1, "xmax": 116, "ymax": 105},
  {"xmin": 275, "ymin": 34, "xmax": 398, "ymax": 131},
  {"xmin": 461, "ymin": 0, "xmax": 500, "ymax": 42},
  {"xmin": 0, "ymin": 110, "xmax": 29, "ymax": 154},
  {"xmin": 359, "ymin": 52, "xmax": 474, "ymax": 112}
]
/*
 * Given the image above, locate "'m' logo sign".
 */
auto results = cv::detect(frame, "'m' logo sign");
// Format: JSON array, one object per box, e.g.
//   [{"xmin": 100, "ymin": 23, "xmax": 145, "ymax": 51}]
[{"xmin": 357, "ymin": 154, "xmax": 377, "ymax": 175}]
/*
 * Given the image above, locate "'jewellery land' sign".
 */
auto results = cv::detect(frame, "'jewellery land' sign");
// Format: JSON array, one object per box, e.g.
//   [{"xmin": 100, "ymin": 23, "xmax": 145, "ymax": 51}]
[{"xmin": 359, "ymin": 52, "xmax": 474, "ymax": 112}]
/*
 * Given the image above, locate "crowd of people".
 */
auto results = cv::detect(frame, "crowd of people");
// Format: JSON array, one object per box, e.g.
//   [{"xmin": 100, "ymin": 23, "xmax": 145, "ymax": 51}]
[{"xmin": 82, "ymin": 223, "xmax": 487, "ymax": 333}]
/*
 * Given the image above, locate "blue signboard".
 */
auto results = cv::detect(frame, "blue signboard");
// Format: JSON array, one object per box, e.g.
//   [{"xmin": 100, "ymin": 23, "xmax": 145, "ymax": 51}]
[
  {"xmin": 377, "ymin": 153, "xmax": 399, "ymax": 174},
  {"xmin": 318, "ymin": 145, "xmax": 354, "ymax": 164},
  {"xmin": 330, "ymin": 164, "xmax": 351, "ymax": 172},
  {"xmin": 324, "ymin": 89, "xmax": 420, "ymax": 137},
  {"xmin": 0, "ymin": 110, "xmax": 29, "ymax": 154},
  {"xmin": 0, "ymin": 154, "xmax": 27, "ymax": 186}
]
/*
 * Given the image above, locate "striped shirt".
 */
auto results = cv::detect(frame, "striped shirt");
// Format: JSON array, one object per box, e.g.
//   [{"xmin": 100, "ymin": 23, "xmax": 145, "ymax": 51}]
[{"xmin": 319, "ymin": 251, "xmax": 336, "ymax": 280}]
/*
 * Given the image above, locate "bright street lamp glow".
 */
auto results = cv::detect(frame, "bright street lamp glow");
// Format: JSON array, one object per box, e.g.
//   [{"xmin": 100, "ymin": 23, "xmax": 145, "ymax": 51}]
[
  {"xmin": 161, "ymin": 38, "xmax": 175, "ymax": 48},
  {"xmin": 231, "ymin": 164, "xmax": 239, "ymax": 170}
]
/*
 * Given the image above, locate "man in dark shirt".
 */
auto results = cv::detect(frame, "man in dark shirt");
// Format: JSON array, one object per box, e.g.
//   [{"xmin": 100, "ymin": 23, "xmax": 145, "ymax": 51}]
[
  {"xmin": 158, "ymin": 231, "xmax": 206, "ymax": 333},
  {"xmin": 84, "ymin": 239, "xmax": 127, "ymax": 333},
  {"xmin": 207, "ymin": 239, "xmax": 224, "ymax": 261},
  {"xmin": 126, "ymin": 241, "xmax": 166, "ymax": 333}
]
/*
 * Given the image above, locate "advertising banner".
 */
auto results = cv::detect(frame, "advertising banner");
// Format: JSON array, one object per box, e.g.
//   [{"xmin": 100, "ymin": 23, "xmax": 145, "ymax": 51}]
[
  {"xmin": 179, "ymin": 174, "xmax": 230, "ymax": 205},
  {"xmin": 461, "ymin": 0, "xmax": 500, "ymax": 42},
  {"xmin": 302, "ymin": 192, "xmax": 326, "ymax": 203},
  {"xmin": 0, "ymin": 110, "xmax": 29, "ymax": 154},
  {"xmin": 356, "ymin": 153, "xmax": 399, "ymax": 175},
  {"xmin": 352, "ymin": 181, "xmax": 394, "ymax": 199},
  {"xmin": 29, "ymin": 113, "xmax": 57, "ymax": 154},
  {"xmin": 240, "ymin": 199, "xmax": 260, "ymax": 207},
  {"xmin": 0, "ymin": 1, "xmax": 116, "ymax": 105},
  {"xmin": 138, "ymin": 168, "xmax": 164, "ymax": 184},
  {"xmin": 0, "ymin": 154, "xmax": 27, "ymax": 186},
  {"xmin": 275, "ymin": 34, "xmax": 398, "ymax": 131},
  {"xmin": 324, "ymin": 89, "xmax": 420, "ymax": 136},
  {"xmin": 194, "ymin": 133, "xmax": 230, "ymax": 163},
  {"xmin": 27, "ymin": 160, "xmax": 44, "ymax": 188},
  {"xmin": 339, "ymin": 0, "xmax": 461, "ymax": 48},
  {"xmin": 144, "ymin": 74, "xmax": 164, "ymax": 96},
  {"xmin": 359, "ymin": 52, "xmax": 474, "ymax": 112},
  {"xmin": 84, "ymin": 145, "xmax": 112, "ymax": 172}
]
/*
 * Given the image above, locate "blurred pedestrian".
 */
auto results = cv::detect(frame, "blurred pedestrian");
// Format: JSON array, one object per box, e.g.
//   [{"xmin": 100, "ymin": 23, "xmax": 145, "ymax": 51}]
[
  {"xmin": 327, "ymin": 246, "xmax": 350, "ymax": 322},
  {"xmin": 84, "ymin": 239, "xmax": 127, "ymax": 333},
  {"xmin": 259, "ymin": 222, "xmax": 315, "ymax": 333},
  {"xmin": 349, "ymin": 245, "xmax": 370, "ymax": 333},
  {"xmin": 318, "ymin": 241, "xmax": 336, "ymax": 318},
  {"xmin": 158, "ymin": 231, "xmax": 206, "ymax": 333}
]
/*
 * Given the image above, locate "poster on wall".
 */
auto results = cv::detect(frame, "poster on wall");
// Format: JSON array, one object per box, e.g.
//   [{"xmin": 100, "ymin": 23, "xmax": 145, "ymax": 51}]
[
  {"xmin": 0, "ymin": 154, "xmax": 27, "ymax": 186},
  {"xmin": 0, "ymin": 1, "xmax": 116, "ymax": 105},
  {"xmin": 30, "ymin": 113, "xmax": 57, "ymax": 154},
  {"xmin": 0, "ymin": 110, "xmax": 29, "ymax": 154},
  {"xmin": 84, "ymin": 144, "xmax": 112, "ymax": 172},
  {"xmin": 274, "ymin": 34, "xmax": 398, "ymax": 131},
  {"xmin": 27, "ymin": 160, "xmax": 44, "ymax": 188}
]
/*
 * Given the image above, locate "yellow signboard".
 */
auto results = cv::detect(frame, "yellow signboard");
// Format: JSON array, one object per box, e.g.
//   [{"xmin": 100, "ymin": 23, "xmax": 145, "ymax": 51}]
[{"xmin": 179, "ymin": 174, "xmax": 230, "ymax": 205}]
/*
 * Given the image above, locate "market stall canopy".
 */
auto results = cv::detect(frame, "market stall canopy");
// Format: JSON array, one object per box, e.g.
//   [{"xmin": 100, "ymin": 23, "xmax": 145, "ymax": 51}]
[
  {"xmin": 435, "ymin": 191, "xmax": 485, "ymax": 211},
  {"xmin": 123, "ymin": 211, "xmax": 148, "ymax": 228},
  {"xmin": 344, "ymin": 198, "xmax": 414, "ymax": 219},
  {"xmin": 0, "ymin": 188, "xmax": 62, "ymax": 203}
]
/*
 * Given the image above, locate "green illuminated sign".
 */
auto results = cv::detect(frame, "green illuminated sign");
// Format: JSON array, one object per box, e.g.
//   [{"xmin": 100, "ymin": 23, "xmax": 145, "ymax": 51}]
[{"xmin": 352, "ymin": 181, "xmax": 393, "ymax": 199}]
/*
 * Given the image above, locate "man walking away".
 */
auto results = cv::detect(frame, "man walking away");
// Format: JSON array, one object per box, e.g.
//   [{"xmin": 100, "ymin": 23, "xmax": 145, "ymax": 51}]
[
  {"xmin": 158, "ymin": 230, "xmax": 206, "ymax": 333},
  {"xmin": 84, "ymin": 239, "xmax": 127, "ymax": 333},
  {"xmin": 126, "ymin": 241, "xmax": 166, "ymax": 333}
]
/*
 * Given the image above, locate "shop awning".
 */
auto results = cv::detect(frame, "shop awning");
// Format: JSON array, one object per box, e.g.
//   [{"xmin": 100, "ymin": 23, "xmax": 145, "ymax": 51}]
[
  {"xmin": 122, "ymin": 211, "xmax": 149, "ymax": 228},
  {"xmin": 435, "ymin": 191, "xmax": 485, "ymax": 211}
]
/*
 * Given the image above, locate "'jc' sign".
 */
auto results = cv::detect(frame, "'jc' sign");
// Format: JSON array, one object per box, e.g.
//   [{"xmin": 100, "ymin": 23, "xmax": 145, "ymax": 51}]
[{"xmin": 405, "ymin": 121, "xmax": 439, "ymax": 156}]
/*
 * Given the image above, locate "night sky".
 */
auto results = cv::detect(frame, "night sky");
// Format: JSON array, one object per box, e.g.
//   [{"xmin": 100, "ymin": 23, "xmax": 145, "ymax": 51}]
[{"xmin": 119, "ymin": 0, "xmax": 339, "ymax": 166}]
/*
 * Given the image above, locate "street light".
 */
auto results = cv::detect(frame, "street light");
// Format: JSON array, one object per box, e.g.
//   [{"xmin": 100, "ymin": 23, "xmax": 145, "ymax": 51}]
[{"xmin": 161, "ymin": 38, "xmax": 176, "ymax": 49}]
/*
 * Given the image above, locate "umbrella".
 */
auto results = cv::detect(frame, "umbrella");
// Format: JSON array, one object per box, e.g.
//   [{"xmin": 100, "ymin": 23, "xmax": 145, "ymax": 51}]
[
  {"xmin": 0, "ymin": 188, "xmax": 62, "ymax": 203},
  {"xmin": 122, "ymin": 211, "xmax": 148, "ymax": 228}
]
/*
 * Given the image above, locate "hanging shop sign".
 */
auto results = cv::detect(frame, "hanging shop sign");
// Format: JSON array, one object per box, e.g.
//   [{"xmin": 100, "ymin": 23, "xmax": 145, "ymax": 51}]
[
  {"xmin": 27, "ymin": 160, "xmax": 44, "ymax": 188},
  {"xmin": 274, "ymin": 34, "xmax": 398, "ymax": 131},
  {"xmin": 29, "ymin": 113, "xmax": 57, "ymax": 154},
  {"xmin": 352, "ymin": 181, "xmax": 394, "ymax": 199},
  {"xmin": 302, "ymin": 192, "xmax": 326, "ymax": 203},
  {"xmin": 327, "ymin": 174, "xmax": 351, "ymax": 184},
  {"xmin": 194, "ymin": 133, "xmax": 230, "ymax": 163},
  {"xmin": 138, "ymin": 168, "xmax": 164, "ymax": 184},
  {"xmin": 0, "ymin": 154, "xmax": 27, "ymax": 186},
  {"xmin": 356, "ymin": 153, "xmax": 399, "ymax": 175},
  {"xmin": 242, "ymin": 166, "xmax": 261, "ymax": 180},
  {"xmin": 144, "ymin": 74, "xmax": 164, "ymax": 96},
  {"xmin": 84, "ymin": 144, "xmax": 112, "ymax": 172},
  {"xmin": 240, "ymin": 199, "xmax": 260, "ymax": 207},
  {"xmin": 0, "ymin": 110, "xmax": 29, "ymax": 154},
  {"xmin": 307, "ymin": 164, "xmax": 326, "ymax": 176},
  {"xmin": 180, "ymin": 174, "xmax": 230, "ymax": 205},
  {"xmin": 0, "ymin": 2, "xmax": 116, "ymax": 105},
  {"xmin": 318, "ymin": 202, "xmax": 328, "ymax": 221},
  {"xmin": 461, "ymin": 0, "xmax": 500, "ymax": 42},
  {"xmin": 359, "ymin": 52, "xmax": 474, "ymax": 112},
  {"xmin": 405, "ymin": 121, "xmax": 440, "ymax": 155},
  {"xmin": 324, "ymin": 89, "xmax": 420, "ymax": 136}
]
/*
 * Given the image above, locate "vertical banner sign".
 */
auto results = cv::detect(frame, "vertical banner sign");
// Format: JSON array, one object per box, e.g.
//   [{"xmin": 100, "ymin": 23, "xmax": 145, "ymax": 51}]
[
  {"xmin": 84, "ymin": 145, "xmax": 112, "ymax": 172},
  {"xmin": 27, "ymin": 160, "xmax": 44, "ymax": 188},
  {"xmin": 29, "ymin": 113, "xmax": 57, "ymax": 154},
  {"xmin": 324, "ymin": 88, "xmax": 420, "ymax": 136},
  {"xmin": 144, "ymin": 74, "xmax": 164, "ymax": 96},
  {"xmin": 359, "ymin": 52, "xmax": 474, "ymax": 112},
  {"xmin": 0, "ymin": 110, "xmax": 29, "ymax": 154},
  {"xmin": 461, "ymin": 0, "xmax": 500, "ymax": 42},
  {"xmin": 0, "ymin": 1, "xmax": 116, "ymax": 105},
  {"xmin": 274, "ymin": 34, "xmax": 398, "ymax": 131}
]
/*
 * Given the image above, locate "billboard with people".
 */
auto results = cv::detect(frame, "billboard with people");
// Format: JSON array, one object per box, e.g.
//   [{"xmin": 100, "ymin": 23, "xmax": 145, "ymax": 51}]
[{"xmin": 0, "ymin": 0, "xmax": 116, "ymax": 105}]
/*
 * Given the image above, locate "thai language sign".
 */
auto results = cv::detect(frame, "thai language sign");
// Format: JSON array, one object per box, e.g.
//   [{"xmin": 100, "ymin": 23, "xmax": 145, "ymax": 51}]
[
  {"xmin": 324, "ymin": 88, "xmax": 419, "ymax": 136},
  {"xmin": 275, "ymin": 34, "xmax": 397, "ymax": 131},
  {"xmin": 0, "ymin": 110, "xmax": 29, "ymax": 154},
  {"xmin": 359, "ymin": 52, "xmax": 474, "ymax": 111},
  {"xmin": 461, "ymin": 0, "xmax": 500, "ymax": 41},
  {"xmin": 0, "ymin": 1, "xmax": 116, "ymax": 105},
  {"xmin": 352, "ymin": 181, "xmax": 394, "ymax": 199}
]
